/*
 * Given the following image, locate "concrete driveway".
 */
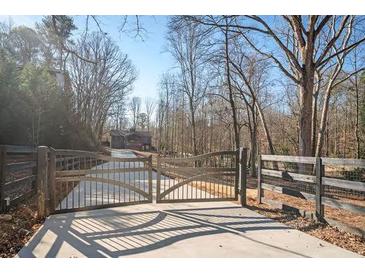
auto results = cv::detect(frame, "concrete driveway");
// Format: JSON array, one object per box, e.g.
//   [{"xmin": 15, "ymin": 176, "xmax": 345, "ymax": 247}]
[{"xmin": 18, "ymin": 201, "xmax": 361, "ymax": 258}]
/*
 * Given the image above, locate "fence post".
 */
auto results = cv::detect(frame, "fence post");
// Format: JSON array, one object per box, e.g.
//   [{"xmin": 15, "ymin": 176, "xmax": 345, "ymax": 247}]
[
  {"xmin": 240, "ymin": 147, "xmax": 247, "ymax": 207},
  {"xmin": 235, "ymin": 149, "xmax": 240, "ymax": 200},
  {"xmin": 156, "ymin": 154, "xmax": 161, "ymax": 202},
  {"xmin": 148, "ymin": 155, "xmax": 153, "ymax": 202},
  {"xmin": 0, "ymin": 146, "xmax": 6, "ymax": 213},
  {"xmin": 48, "ymin": 148, "xmax": 56, "ymax": 214},
  {"xmin": 257, "ymin": 154, "xmax": 262, "ymax": 204},
  {"xmin": 37, "ymin": 146, "xmax": 48, "ymax": 219},
  {"xmin": 315, "ymin": 157, "xmax": 324, "ymax": 221}
]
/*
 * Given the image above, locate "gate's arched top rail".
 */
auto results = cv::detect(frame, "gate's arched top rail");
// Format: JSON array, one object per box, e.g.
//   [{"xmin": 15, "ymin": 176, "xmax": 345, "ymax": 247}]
[
  {"xmin": 160, "ymin": 150, "xmax": 237, "ymax": 163},
  {"xmin": 54, "ymin": 149, "xmax": 150, "ymax": 162}
]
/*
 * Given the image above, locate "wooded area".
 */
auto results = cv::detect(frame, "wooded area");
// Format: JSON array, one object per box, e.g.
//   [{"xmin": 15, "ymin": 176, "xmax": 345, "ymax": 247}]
[
  {"xmin": 1, "ymin": 16, "xmax": 365, "ymax": 168},
  {"xmin": 154, "ymin": 16, "xmax": 365, "ymax": 176},
  {"xmin": 0, "ymin": 16, "xmax": 136, "ymax": 149}
]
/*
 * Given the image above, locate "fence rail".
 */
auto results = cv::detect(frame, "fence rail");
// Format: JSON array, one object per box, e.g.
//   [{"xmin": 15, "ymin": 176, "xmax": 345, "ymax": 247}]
[
  {"xmin": 258, "ymin": 154, "xmax": 365, "ymax": 233},
  {"xmin": 0, "ymin": 145, "xmax": 37, "ymax": 213},
  {"xmin": 0, "ymin": 145, "xmax": 87, "ymax": 213}
]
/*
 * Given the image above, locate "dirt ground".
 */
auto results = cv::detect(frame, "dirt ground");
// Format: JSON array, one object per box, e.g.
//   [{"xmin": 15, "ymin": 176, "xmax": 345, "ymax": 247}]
[
  {"xmin": 259, "ymin": 188, "xmax": 365, "ymax": 229},
  {"xmin": 0, "ymin": 195, "xmax": 43, "ymax": 258},
  {"xmin": 243, "ymin": 188, "xmax": 365, "ymax": 256}
]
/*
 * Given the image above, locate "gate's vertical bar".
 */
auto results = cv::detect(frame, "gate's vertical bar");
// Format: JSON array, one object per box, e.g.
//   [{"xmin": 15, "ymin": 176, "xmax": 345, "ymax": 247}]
[
  {"xmin": 240, "ymin": 148, "xmax": 247, "ymax": 207},
  {"xmin": 48, "ymin": 148, "xmax": 56, "ymax": 214},
  {"xmin": 257, "ymin": 154, "xmax": 262, "ymax": 204},
  {"xmin": 0, "ymin": 146, "xmax": 6, "ymax": 213},
  {"xmin": 37, "ymin": 146, "xmax": 48, "ymax": 218},
  {"xmin": 156, "ymin": 154, "xmax": 161, "ymax": 202},
  {"xmin": 148, "ymin": 155, "xmax": 153, "ymax": 202},
  {"xmin": 315, "ymin": 157, "xmax": 324, "ymax": 221}
]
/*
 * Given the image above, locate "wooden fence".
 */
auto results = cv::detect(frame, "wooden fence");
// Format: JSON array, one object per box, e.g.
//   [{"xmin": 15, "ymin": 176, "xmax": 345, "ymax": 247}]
[
  {"xmin": 257, "ymin": 154, "xmax": 365, "ymax": 235},
  {"xmin": 0, "ymin": 145, "xmax": 83, "ymax": 213},
  {"xmin": 0, "ymin": 145, "xmax": 37, "ymax": 213}
]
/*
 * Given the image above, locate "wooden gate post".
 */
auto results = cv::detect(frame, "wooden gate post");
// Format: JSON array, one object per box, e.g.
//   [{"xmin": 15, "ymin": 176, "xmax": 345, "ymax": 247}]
[
  {"xmin": 37, "ymin": 146, "xmax": 48, "ymax": 219},
  {"xmin": 239, "ymin": 147, "xmax": 247, "ymax": 207},
  {"xmin": 148, "ymin": 155, "xmax": 153, "ymax": 202},
  {"xmin": 156, "ymin": 154, "xmax": 161, "ymax": 202},
  {"xmin": 48, "ymin": 148, "xmax": 56, "ymax": 214},
  {"xmin": 315, "ymin": 157, "xmax": 324, "ymax": 221},
  {"xmin": 0, "ymin": 146, "xmax": 6, "ymax": 213},
  {"xmin": 235, "ymin": 149, "xmax": 240, "ymax": 200},
  {"xmin": 257, "ymin": 154, "xmax": 262, "ymax": 204}
]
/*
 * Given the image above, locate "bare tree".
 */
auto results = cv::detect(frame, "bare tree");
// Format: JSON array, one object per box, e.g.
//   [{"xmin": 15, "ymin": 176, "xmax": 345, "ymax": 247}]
[
  {"xmin": 144, "ymin": 97, "xmax": 156, "ymax": 132},
  {"xmin": 185, "ymin": 15, "xmax": 365, "ymax": 157},
  {"xmin": 157, "ymin": 73, "xmax": 175, "ymax": 153},
  {"xmin": 130, "ymin": 96, "xmax": 141, "ymax": 130},
  {"xmin": 315, "ymin": 17, "xmax": 365, "ymax": 157},
  {"xmin": 167, "ymin": 19, "xmax": 211, "ymax": 155},
  {"xmin": 137, "ymin": 112, "xmax": 148, "ymax": 130},
  {"xmin": 69, "ymin": 32, "xmax": 136, "ymax": 141}
]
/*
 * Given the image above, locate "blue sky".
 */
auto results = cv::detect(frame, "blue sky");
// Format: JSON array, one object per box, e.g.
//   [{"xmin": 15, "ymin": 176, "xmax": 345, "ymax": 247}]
[{"xmin": 0, "ymin": 15, "xmax": 174, "ymax": 108}]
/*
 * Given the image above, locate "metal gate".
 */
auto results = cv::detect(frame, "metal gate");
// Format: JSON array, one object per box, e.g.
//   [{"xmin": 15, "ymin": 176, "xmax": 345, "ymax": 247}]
[
  {"xmin": 47, "ymin": 149, "xmax": 153, "ymax": 214},
  {"xmin": 156, "ymin": 150, "xmax": 245, "ymax": 203}
]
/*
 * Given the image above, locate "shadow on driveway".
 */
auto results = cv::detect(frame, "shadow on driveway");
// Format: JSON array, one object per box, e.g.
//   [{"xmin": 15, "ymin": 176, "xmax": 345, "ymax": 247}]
[{"xmin": 19, "ymin": 204, "xmax": 311, "ymax": 257}]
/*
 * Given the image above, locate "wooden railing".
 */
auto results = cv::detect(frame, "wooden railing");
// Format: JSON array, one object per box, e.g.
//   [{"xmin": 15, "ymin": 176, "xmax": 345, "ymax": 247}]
[{"xmin": 257, "ymin": 154, "xmax": 365, "ymax": 235}]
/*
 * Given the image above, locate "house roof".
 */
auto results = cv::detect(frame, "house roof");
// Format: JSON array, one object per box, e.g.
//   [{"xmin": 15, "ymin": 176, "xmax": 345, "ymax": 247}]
[
  {"xmin": 109, "ymin": 129, "xmax": 128, "ymax": 136},
  {"xmin": 109, "ymin": 129, "xmax": 151, "ymax": 137}
]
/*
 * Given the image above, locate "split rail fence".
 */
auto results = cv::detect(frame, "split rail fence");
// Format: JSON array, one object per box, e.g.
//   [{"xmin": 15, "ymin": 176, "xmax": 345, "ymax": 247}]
[
  {"xmin": 0, "ymin": 145, "xmax": 37, "ymax": 212},
  {"xmin": 0, "ymin": 145, "xmax": 83, "ymax": 213},
  {"xmin": 257, "ymin": 154, "xmax": 365, "ymax": 235}
]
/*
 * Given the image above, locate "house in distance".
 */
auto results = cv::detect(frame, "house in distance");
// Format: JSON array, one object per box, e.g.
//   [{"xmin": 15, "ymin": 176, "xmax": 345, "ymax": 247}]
[{"xmin": 105, "ymin": 129, "xmax": 152, "ymax": 151}]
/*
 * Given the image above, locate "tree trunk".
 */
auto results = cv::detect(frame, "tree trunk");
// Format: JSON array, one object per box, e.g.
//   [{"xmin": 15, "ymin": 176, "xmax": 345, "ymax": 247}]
[
  {"xmin": 256, "ymin": 102, "xmax": 275, "ymax": 155},
  {"xmin": 298, "ymin": 74, "xmax": 314, "ymax": 157},
  {"xmin": 224, "ymin": 26, "xmax": 240, "ymax": 150},
  {"xmin": 311, "ymin": 87, "xmax": 319, "ymax": 156},
  {"xmin": 181, "ymin": 97, "xmax": 185, "ymax": 156},
  {"xmin": 315, "ymin": 61, "xmax": 342, "ymax": 157},
  {"xmin": 315, "ymin": 80, "xmax": 333, "ymax": 157},
  {"xmin": 355, "ymin": 69, "xmax": 360, "ymax": 158},
  {"xmin": 335, "ymin": 105, "xmax": 338, "ymax": 156},
  {"xmin": 250, "ymin": 121, "xmax": 257, "ymax": 177},
  {"xmin": 191, "ymin": 107, "xmax": 198, "ymax": 156}
]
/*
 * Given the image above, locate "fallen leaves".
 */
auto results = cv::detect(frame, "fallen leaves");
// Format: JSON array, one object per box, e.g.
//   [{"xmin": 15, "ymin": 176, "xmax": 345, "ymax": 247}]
[
  {"xmin": 246, "ymin": 196, "xmax": 365, "ymax": 256},
  {"xmin": 0, "ymin": 195, "xmax": 42, "ymax": 258}
]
